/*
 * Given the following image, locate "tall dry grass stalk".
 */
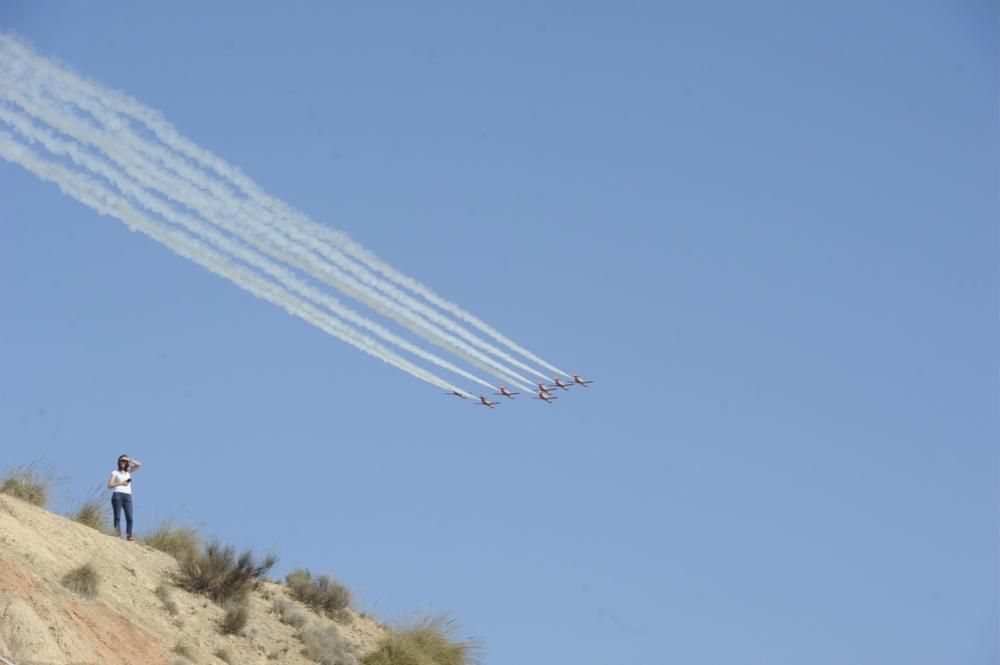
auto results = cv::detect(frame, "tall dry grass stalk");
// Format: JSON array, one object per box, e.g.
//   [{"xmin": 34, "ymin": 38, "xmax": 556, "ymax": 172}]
[
  {"xmin": 362, "ymin": 615, "xmax": 480, "ymax": 665},
  {"xmin": 0, "ymin": 460, "xmax": 63, "ymax": 508}
]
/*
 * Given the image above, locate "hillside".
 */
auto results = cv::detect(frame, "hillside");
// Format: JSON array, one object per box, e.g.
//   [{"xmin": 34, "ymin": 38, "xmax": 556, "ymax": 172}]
[{"xmin": 0, "ymin": 493, "xmax": 386, "ymax": 665}]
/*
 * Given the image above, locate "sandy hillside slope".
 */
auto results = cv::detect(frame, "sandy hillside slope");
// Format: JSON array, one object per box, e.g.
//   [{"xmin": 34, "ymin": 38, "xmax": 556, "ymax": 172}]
[{"xmin": 0, "ymin": 494, "xmax": 384, "ymax": 665}]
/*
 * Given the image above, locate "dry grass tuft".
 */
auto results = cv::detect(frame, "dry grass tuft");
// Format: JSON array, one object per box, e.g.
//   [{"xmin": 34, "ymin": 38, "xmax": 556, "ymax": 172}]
[
  {"xmin": 274, "ymin": 596, "xmax": 309, "ymax": 629},
  {"xmin": 174, "ymin": 539, "xmax": 277, "ymax": 604},
  {"xmin": 362, "ymin": 615, "xmax": 480, "ymax": 665},
  {"xmin": 156, "ymin": 582, "xmax": 180, "ymax": 615},
  {"xmin": 286, "ymin": 568, "xmax": 352, "ymax": 617},
  {"xmin": 214, "ymin": 647, "xmax": 234, "ymax": 664},
  {"xmin": 61, "ymin": 563, "xmax": 100, "ymax": 599},
  {"xmin": 298, "ymin": 624, "xmax": 356, "ymax": 665},
  {"xmin": 72, "ymin": 498, "xmax": 108, "ymax": 532},
  {"xmin": 0, "ymin": 462, "xmax": 58, "ymax": 507},
  {"xmin": 144, "ymin": 520, "xmax": 200, "ymax": 560},
  {"xmin": 71, "ymin": 487, "xmax": 109, "ymax": 532},
  {"xmin": 173, "ymin": 642, "xmax": 196, "ymax": 661},
  {"xmin": 219, "ymin": 601, "xmax": 250, "ymax": 635}
]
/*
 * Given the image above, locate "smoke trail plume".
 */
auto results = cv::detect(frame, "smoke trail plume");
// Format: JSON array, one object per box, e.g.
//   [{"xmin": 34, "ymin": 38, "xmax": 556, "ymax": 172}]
[
  {"xmin": 0, "ymin": 33, "xmax": 568, "ymax": 379},
  {"xmin": 0, "ymin": 106, "xmax": 505, "ymax": 391},
  {"xmin": 0, "ymin": 131, "xmax": 473, "ymax": 396},
  {"xmin": 0, "ymin": 51, "xmax": 539, "ymax": 391}
]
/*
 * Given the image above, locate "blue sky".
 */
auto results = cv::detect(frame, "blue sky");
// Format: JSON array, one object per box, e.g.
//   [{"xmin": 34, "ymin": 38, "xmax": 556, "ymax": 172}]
[{"xmin": 0, "ymin": 2, "xmax": 996, "ymax": 664}]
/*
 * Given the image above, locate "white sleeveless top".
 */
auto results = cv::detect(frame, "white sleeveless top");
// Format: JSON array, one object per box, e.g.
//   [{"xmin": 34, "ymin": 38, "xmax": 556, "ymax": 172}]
[{"xmin": 111, "ymin": 470, "xmax": 132, "ymax": 494}]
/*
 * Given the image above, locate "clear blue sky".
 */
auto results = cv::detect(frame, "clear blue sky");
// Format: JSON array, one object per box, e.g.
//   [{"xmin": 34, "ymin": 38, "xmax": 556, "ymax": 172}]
[{"xmin": 1, "ymin": 2, "xmax": 996, "ymax": 663}]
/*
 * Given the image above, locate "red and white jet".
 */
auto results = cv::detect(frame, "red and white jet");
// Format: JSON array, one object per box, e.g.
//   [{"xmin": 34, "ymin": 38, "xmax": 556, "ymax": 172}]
[
  {"xmin": 571, "ymin": 373, "xmax": 593, "ymax": 387},
  {"xmin": 532, "ymin": 390, "xmax": 558, "ymax": 404},
  {"xmin": 550, "ymin": 376, "xmax": 573, "ymax": 391},
  {"xmin": 494, "ymin": 386, "xmax": 520, "ymax": 399},
  {"xmin": 476, "ymin": 395, "xmax": 500, "ymax": 409},
  {"xmin": 536, "ymin": 381, "xmax": 554, "ymax": 395}
]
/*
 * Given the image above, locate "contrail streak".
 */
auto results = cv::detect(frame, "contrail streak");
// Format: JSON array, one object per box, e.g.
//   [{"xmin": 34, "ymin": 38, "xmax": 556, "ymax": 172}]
[
  {"xmin": 0, "ymin": 131, "xmax": 474, "ymax": 396},
  {"xmin": 0, "ymin": 106, "xmax": 501, "ymax": 392},
  {"xmin": 0, "ymin": 55, "xmax": 539, "ymax": 391},
  {"xmin": 0, "ymin": 33, "xmax": 568, "ymax": 379},
  {"xmin": 0, "ymin": 88, "xmax": 534, "ymax": 391}
]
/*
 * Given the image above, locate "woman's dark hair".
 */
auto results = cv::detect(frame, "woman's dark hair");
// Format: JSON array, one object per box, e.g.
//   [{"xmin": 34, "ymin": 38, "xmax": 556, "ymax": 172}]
[{"xmin": 117, "ymin": 455, "xmax": 129, "ymax": 470}]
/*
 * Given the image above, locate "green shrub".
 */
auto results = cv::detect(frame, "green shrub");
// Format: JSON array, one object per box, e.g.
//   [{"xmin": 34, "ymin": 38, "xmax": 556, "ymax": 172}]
[
  {"xmin": 273, "ymin": 597, "xmax": 308, "ymax": 629},
  {"xmin": 144, "ymin": 520, "xmax": 200, "ymax": 560},
  {"xmin": 0, "ymin": 463, "xmax": 52, "ymax": 507},
  {"xmin": 174, "ymin": 539, "xmax": 277, "ymax": 603},
  {"xmin": 362, "ymin": 616, "xmax": 479, "ymax": 665},
  {"xmin": 286, "ymin": 568, "xmax": 352, "ymax": 616},
  {"xmin": 298, "ymin": 624, "xmax": 355, "ymax": 665},
  {"xmin": 61, "ymin": 563, "xmax": 100, "ymax": 599},
  {"xmin": 219, "ymin": 601, "xmax": 249, "ymax": 635}
]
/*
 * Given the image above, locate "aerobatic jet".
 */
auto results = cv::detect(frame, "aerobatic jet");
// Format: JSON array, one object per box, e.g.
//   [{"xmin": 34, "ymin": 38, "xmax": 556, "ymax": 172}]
[
  {"xmin": 445, "ymin": 390, "xmax": 467, "ymax": 399},
  {"xmin": 532, "ymin": 391, "xmax": 558, "ymax": 404},
  {"xmin": 476, "ymin": 395, "xmax": 500, "ymax": 409},
  {"xmin": 571, "ymin": 373, "xmax": 593, "ymax": 387},
  {"xmin": 494, "ymin": 386, "xmax": 520, "ymax": 399},
  {"xmin": 536, "ymin": 382, "xmax": 554, "ymax": 395},
  {"xmin": 551, "ymin": 377, "xmax": 573, "ymax": 391}
]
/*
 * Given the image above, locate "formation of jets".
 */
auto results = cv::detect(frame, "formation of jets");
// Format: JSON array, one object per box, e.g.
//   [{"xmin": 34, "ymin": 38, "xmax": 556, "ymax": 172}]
[{"xmin": 446, "ymin": 373, "xmax": 594, "ymax": 410}]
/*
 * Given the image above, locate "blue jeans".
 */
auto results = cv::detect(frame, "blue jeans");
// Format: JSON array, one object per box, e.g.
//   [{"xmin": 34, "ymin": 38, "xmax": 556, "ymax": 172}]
[{"xmin": 111, "ymin": 492, "xmax": 133, "ymax": 537}]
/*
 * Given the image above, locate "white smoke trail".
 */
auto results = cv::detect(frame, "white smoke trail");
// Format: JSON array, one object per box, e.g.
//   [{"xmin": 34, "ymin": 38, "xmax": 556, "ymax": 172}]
[
  {"xmin": 0, "ymin": 131, "xmax": 474, "ymax": 397},
  {"xmin": 0, "ymin": 33, "xmax": 568, "ymax": 379},
  {"xmin": 0, "ymin": 90, "xmax": 534, "ymax": 391},
  {"xmin": 307, "ymin": 232, "xmax": 571, "ymax": 378},
  {"xmin": 0, "ymin": 106, "xmax": 502, "ymax": 392},
  {"xmin": 0, "ymin": 63, "xmax": 538, "ymax": 391},
  {"xmin": 10, "ymin": 74, "xmax": 552, "ymax": 385}
]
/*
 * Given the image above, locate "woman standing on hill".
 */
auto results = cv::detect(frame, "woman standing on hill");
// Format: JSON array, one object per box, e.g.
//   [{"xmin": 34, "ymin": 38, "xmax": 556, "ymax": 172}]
[{"xmin": 107, "ymin": 454, "xmax": 141, "ymax": 540}]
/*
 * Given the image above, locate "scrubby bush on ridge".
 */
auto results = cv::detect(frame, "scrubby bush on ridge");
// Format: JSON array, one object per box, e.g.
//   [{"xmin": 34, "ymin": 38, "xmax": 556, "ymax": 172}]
[
  {"xmin": 362, "ymin": 615, "xmax": 479, "ymax": 665},
  {"xmin": 0, "ymin": 463, "xmax": 54, "ymax": 507},
  {"xmin": 71, "ymin": 495, "xmax": 109, "ymax": 532},
  {"xmin": 174, "ymin": 539, "xmax": 277, "ymax": 603},
  {"xmin": 219, "ymin": 601, "xmax": 250, "ymax": 635},
  {"xmin": 286, "ymin": 568, "xmax": 352, "ymax": 617},
  {"xmin": 273, "ymin": 596, "xmax": 308, "ymax": 629},
  {"xmin": 298, "ymin": 624, "xmax": 356, "ymax": 665}
]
